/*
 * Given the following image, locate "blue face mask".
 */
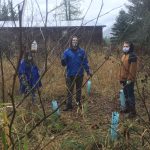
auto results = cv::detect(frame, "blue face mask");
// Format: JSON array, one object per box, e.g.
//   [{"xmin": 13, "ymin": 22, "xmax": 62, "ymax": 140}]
[{"xmin": 122, "ymin": 47, "xmax": 129, "ymax": 53}]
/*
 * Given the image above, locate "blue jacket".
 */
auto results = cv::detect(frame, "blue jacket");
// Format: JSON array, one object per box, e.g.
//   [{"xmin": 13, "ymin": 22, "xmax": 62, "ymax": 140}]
[
  {"xmin": 18, "ymin": 59, "xmax": 42, "ymax": 93},
  {"xmin": 61, "ymin": 48, "xmax": 90, "ymax": 77}
]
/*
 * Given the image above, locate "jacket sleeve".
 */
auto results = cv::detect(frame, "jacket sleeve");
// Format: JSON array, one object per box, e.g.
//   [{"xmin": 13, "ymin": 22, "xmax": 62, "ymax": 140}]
[
  {"xmin": 61, "ymin": 51, "xmax": 67, "ymax": 66},
  {"xmin": 82, "ymin": 51, "xmax": 90, "ymax": 75},
  {"xmin": 31, "ymin": 65, "xmax": 42, "ymax": 87},
  {"xmin": 118, "ymin": 55, "xmax": 124, "ymax": 81},
  {"xmin": 18, "ymin": 60, "xmax": 26, "ymax": 77},
  {"xmin": 127, "ymin": 53, "xmax": 137, "ymax": 81},
  {"xmin": 18, "ymin": 60, "xmax": 30, "ymax": 91}
]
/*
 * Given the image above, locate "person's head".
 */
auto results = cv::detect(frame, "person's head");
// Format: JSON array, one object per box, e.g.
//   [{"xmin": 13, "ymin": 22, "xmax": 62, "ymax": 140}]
[
  {"xmin": 122, "ymin": 41, "xmax": 134, "ymax": 53},
  {"xmin": 70, "ymin": 36, "xmax": 79, "ymax": 50},
  {"xmin": 24, "ymin": 51, "xmax": 33, "ymax": 63}
]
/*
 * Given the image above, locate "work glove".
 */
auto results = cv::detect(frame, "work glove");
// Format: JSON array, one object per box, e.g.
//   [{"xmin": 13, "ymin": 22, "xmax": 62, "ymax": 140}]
[
  {"xmin": 87, "ymin": 70, "xmax": 93, "ymax": 78},
  {"xmin": 126, "ymin": 80, "xmax": 132, "ymax": 85},
  {"xmin": 120, "ymin": 81, "xmax": 124, "ymax": 84},
  {"xmin": 61, "ymin": 53, "xmax": 66, "ymax": 66}
]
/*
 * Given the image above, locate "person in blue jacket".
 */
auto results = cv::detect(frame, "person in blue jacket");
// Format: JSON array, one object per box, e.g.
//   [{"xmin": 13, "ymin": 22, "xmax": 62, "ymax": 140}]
[
  {"xmin": 18, "ymin": 51, "xmax": 42, "ymax": 103},
  {"xmin": 61, "ymin": 36, "xmax": 92, "ymax": 111}
]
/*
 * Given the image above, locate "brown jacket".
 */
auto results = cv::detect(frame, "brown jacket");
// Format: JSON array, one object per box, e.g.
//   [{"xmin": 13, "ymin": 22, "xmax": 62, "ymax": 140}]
[{"xmin": 119, "ymin": 52, "xmax": 137, "ymax": 81}]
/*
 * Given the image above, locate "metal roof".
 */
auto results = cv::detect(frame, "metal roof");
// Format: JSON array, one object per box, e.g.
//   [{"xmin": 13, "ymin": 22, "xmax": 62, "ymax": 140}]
[{"xmin": 0, "ymin": 20, "xmax": 106, "ymax": 28}]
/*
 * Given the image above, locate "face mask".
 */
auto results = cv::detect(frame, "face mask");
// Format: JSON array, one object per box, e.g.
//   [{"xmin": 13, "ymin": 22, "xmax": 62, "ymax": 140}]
[
  {"xmin": 28, "ymin": 55, "xmax": 32, "ymax": 60},
  {"xmin": 72, "ymin": 38, "xmax": 78, "ymax": 49},
  {"xmin": 122, "ymin": 47, "xmax": 129, "ymax": 53},
  {"xmin": 72, "ymin": 41, "xmax": 78, "ymax": 48}
]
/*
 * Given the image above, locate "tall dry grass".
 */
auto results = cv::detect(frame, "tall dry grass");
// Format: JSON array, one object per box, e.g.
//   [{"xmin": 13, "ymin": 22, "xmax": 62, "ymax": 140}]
[
  {"xmin": 0, "ymin": 51, "xmax": 120, "ymax": 101},
  {"xmin": 0, "ymin": 51, "xmax": 150, "ymax": 150}
]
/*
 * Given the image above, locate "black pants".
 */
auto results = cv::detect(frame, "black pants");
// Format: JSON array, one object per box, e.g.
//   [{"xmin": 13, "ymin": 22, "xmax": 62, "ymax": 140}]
[
  {"xmin": 122, "ymin": 81, "xmax": 136, "ymax": 112},
  {"xmin": 66, "ymin": 75, "xmax": 83, "ymax": 107}
]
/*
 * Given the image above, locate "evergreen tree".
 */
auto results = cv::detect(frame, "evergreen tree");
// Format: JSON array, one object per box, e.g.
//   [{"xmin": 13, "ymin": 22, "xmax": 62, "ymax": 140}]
[
  {"xmin": 0, "ymin": 0, "xmax": 18, "ymax": 21},
  {"xmin": 111, "ymin": 0, "xmax": 150, "ymax": 49},
  {"xmin": 127, "ymin": 0, "xmax": 150, "ymax": 46},
  {"xmin": 8, "ymin": 0, "xmax": 18, "ymax": 21},
  {"xmin": 0, "ymin": 1, "xmax": 8, "ymax": 20},
  {"xmin": 111, "ymin": 10, "xmax": 131, "ymax": 44}
]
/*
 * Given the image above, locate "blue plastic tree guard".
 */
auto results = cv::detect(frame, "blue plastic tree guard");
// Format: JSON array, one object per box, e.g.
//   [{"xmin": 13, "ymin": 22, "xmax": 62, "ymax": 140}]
[
  {"xmin": 119, "ymin": 89, "xmax": 126, "ymax": 111},
  {"xmin": 110, "ymin": 112, "xmax": 119, "ymax": 140},
  {"xmin": 51, "ymin": 100, "xmax": 60, "ymax": 115},
  {"xmin": 87, "ymin": 80, "xmax": 91, "ymax": 96}
]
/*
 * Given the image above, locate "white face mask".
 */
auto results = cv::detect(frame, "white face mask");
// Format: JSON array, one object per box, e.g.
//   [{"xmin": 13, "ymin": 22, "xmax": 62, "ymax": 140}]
[
  {"xmin": 122, "ymin": 47, "xmax": 129, "ymax": 53},
  {"xmin": 28, "ymin": 55, "xmax": 32, "ymax": 60},
  {"xmin": 72, "ymin": 38, "xmax": 78, "ymax": 49},
  {"xmin": 72, "ymin": 42, "xmax": 78, "ymax": 47}
]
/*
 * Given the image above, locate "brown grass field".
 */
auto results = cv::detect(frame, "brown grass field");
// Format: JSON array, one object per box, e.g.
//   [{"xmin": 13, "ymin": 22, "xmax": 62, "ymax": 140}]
[{"xmin": 0, "ymin": 51, "xmax": 150, "ymax": 150}]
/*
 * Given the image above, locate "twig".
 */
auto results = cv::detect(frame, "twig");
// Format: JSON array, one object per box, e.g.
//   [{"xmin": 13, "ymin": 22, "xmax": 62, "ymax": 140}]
[{"xmin": 0, "ymin": 50, "xmax": 5, "ymax": 102}]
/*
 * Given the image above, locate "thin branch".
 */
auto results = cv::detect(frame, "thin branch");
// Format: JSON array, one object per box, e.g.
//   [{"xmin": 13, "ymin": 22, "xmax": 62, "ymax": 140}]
[
  {"xmin": 38, "ymin": 88, "xmax": 46, "ymax": 117},
  {"xmin": 0, "ymin": 50, "xmax": 5, "ymax": 102}
]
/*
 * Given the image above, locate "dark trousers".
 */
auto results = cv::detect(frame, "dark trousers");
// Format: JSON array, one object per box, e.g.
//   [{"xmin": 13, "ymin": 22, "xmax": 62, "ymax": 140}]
[
  {"xmin": 66, "ymin": 75, "xmax": 83, "ymax": 107},
  {"xmin": 123, "ymin": 81, "xmax": 136, "ymax": 112}
]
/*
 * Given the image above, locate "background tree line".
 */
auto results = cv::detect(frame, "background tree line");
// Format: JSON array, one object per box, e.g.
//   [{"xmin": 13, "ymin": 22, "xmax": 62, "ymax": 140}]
[
  {"xmin": 111, "ymin": 0, "xmax": 150, "ymax": 52},
  {"xmin": 60, "ymin": 0, "xmax": 81, "ymax": 21},
  {"xmin": 0, "ymin": 0, "xmax": 81, "ymax": 22},
  {"xmin": 0, "ymin": 0, "xmax": 18, "ymax": 21}
]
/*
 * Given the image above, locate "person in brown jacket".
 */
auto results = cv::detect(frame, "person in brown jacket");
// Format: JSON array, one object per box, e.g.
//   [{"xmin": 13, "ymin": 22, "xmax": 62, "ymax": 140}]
[{"xmin": 119, "ymin": 41, "xmax": 137, "ymax": 118}]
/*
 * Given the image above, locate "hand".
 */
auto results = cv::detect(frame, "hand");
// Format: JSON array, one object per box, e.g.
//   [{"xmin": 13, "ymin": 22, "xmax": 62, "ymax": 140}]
[
  {"xmin": 127, "ymin": 80, "xmax": 132, "ymax": 84},
  {"xmin": 86, "ymin": 71, "xmax": 92, "ymax": 80},
  {"xmin": 61, "ymin": 53, "xmax": 64, "ymax": 60},
  {"xmin": 87, "ymin": 70, "xmax": 93, "ymax": 77},
  {"xmin": 119, "ymin": 81, "xmax": 124, "ymax": 89},
  {"xmin": 120, "ymin": 81, "xmax": 124, "ymax": 84},
  {"xmin": 86, "ymin": 74, "xmax": 91, "ymax": 80}
]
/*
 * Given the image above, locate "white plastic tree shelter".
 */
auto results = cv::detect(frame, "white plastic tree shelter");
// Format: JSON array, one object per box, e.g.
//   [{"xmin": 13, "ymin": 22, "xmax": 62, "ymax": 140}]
[{"xmin": 31, "ymin": 40, "xmax": 37, "ymax": 53}]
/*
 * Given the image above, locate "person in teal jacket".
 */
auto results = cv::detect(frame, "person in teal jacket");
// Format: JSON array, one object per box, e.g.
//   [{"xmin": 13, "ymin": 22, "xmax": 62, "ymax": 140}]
[{"xmin": 61, "ymin": 36, "xmax": 92, "ymax": 111}]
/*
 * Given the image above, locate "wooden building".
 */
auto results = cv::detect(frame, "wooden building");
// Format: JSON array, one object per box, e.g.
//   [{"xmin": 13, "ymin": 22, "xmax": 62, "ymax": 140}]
[{"xmin": 0, "ymin": 22, "xmax": 106, "ymax": 55}]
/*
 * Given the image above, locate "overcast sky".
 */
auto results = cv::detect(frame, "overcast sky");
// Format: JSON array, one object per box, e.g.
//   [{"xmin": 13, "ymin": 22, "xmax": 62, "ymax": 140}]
[
  {"xmin": 6, "ymin": 0, "xmax": 129, "ymax": 32},
  {"xmin": 82, "ymin": 0, "xmax": 129, "ymax": 26}
]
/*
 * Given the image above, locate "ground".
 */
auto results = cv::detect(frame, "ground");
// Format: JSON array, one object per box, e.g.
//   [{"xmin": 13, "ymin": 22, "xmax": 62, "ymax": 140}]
[{"xmin": 0, "ymin": 53, "xmax": 150, "ymax": 149}]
